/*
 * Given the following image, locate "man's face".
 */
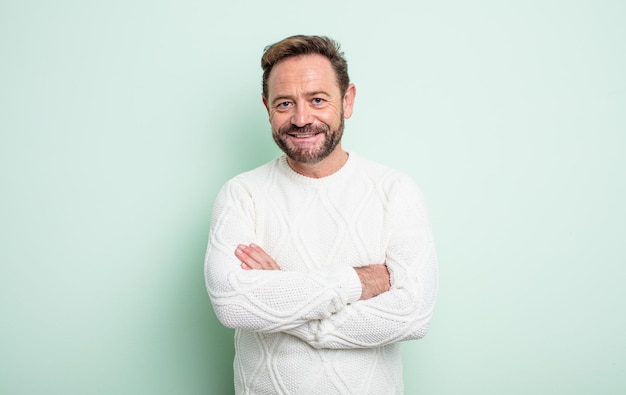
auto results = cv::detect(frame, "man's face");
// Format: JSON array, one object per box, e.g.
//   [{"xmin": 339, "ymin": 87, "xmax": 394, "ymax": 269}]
[{"xmin": 263, "ymin": 54, "xmax": 354, "ymax": 165}]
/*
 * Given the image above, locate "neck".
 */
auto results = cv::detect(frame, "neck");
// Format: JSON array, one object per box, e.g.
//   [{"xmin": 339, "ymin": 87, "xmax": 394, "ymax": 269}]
[{"xmin": 287, "ymin": 146, "xmax": 349, "ymax": 178}]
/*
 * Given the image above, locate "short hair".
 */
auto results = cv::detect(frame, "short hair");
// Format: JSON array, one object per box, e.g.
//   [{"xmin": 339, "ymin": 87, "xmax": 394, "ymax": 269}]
[{"xmin": 261, "ymin": 35, "xmax": 350, "ymax": 98}]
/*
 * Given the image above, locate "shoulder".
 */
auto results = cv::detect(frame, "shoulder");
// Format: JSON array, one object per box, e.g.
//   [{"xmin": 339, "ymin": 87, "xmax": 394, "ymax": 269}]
[
  {"xmin": 351, "ymin": 153, "xmax": 421, "ymax": 194},
  {"xmin": 349, "ymin": 154, "xmax": 430, "ymax": 217},
  {"xmin": 209, "ymin": 159, "xmax": 281, "ymax": 213},
  {"xmin": 219, "ymin": 157, "xmax": 282, "ymax": 194}
]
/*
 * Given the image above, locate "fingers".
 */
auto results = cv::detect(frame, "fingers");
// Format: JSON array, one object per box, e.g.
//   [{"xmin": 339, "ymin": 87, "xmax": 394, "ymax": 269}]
[
  {"xmin": 354, "ymin": 264, "xmax": 390, "ymax": 300},
  {"xmin": 235, "ymin": 243, "xmax": 280, "ymax": 271}
]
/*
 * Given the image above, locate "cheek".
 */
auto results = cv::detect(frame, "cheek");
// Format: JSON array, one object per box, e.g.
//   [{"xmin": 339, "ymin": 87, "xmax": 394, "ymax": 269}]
[
  {"xmin": 270, "ymin": 109, "xmax": 287, "ymax": 120},
  {"xmin": 268, "ymin": 112, "xmax": 280, "ymax": 126},
  {"xmin": 269, "ymin": 113, "xmax": 288, "ymax": 132},
  {"xmin": 318, "ymin": 109, "xmax": 342, "ymax": 125}
]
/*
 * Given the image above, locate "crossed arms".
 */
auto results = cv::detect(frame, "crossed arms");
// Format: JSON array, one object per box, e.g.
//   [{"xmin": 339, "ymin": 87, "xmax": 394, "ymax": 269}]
[
  {"xmin": 204, "ymin": 174, "xmax": 438, "ymax": 349},
  {"xmin": 236, "ymin": 243, "xmax": 391, "ymax": 301}
]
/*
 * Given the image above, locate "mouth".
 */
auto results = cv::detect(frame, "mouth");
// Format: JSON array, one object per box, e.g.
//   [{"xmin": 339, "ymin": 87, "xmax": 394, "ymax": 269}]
[
  {"xmin": 287, "ymin": 132, "xmax": 321, "ymax": 138},
  {"xmin": 279, "ymin": 125, "xmax": 328, "ymax": 144}
]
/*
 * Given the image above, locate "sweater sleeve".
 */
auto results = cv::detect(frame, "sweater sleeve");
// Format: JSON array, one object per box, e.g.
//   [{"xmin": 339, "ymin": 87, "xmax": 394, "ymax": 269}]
[
  {"xmin": 204, "ymin": 178, "xmax": 363, "ymax": 332},
  {"xmin": 283, "ymin": 175, "xmax": 438, "ymax": 349}
]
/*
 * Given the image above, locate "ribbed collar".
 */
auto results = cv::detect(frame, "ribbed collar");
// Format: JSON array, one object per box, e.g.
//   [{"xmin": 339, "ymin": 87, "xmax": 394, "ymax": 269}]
[{"xmin": 277, "ymin": 152, "xmax": 358, "ymax": 187}]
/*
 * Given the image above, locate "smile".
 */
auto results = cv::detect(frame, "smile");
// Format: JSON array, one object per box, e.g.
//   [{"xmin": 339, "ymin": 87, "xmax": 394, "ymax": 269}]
[{"xmin": 287, "ymin": 130, "xmax": 324, "ymax": 138}]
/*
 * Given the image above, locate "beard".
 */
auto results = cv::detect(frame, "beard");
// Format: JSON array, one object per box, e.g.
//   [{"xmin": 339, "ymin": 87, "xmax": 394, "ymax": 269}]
[{"xmin": 272, "ymin": 118, "xmax": 344, "ymax": 165}]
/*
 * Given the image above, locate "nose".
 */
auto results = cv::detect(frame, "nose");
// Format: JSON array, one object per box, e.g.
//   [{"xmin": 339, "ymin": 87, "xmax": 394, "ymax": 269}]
[{"xmin": 291, "ymin": 104, "xmax": 313, "ymax": 127}]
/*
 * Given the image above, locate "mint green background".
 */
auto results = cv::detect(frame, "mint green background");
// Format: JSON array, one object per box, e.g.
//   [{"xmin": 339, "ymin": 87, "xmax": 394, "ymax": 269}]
[{"xmin": 1, "ymin": 1, "xmax": 624, "ymax": 394}]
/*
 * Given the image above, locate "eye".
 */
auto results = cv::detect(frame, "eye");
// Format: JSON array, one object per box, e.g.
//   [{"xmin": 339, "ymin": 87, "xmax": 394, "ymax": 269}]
[
  {"xmin": 312, "ymin": 98, "xmax": 325, "ymax": 105},
  {"xmin": 275, "ymin": 101, "xmax": 292, "ymax": 110}
]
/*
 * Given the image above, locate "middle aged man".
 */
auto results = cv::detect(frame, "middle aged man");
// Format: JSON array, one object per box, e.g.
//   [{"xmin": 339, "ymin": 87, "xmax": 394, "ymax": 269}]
[{"xmin": 205, "ymin": 35, "xmax": 438, "ymax": 394}]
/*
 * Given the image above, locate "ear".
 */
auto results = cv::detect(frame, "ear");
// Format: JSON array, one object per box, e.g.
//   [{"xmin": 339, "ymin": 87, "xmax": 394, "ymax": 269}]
[
  {"xmin": 262, "ymin": 95, "xmax": 270, "ymax": 114},
  {"xmin": 342, "ymin": 83, "xmax": 356, "ymax": 119}
]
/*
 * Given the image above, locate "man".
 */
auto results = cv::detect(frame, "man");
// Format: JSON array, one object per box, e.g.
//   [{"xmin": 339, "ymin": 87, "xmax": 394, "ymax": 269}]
[{"xmin": 205, "ymin": 35, "xmax": 438, "ymax": 394}]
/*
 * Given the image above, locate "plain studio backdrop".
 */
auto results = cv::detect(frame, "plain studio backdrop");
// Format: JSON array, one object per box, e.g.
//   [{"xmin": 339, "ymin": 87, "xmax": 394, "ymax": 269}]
[{"xmin": 1, "ymin": 1, "xmax": 624, "ymax": 394}]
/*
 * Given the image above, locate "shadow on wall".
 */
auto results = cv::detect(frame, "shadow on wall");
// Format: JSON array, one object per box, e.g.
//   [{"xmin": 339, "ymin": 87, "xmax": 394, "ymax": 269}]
[{"xmin": 151, "ymin": 213, "xmax": 236, "ymax": 394}]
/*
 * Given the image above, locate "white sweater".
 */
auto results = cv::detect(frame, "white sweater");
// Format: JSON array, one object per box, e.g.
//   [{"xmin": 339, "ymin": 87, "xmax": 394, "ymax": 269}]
[{"xmin": 205, "ymin": 153, "xmax": 438, "ymax": 394}]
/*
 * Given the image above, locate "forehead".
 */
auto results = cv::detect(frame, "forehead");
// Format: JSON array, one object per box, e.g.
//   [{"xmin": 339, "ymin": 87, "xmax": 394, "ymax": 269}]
[{"xmin": 266, "ymin": 54, "xmax": 340, "ymax": 98}]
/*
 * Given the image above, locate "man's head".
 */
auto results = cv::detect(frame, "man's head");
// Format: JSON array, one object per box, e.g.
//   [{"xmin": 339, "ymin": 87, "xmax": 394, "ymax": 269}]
[
  {"xmin": 261, "ymin": 35, "xmax": 350, "ymax": 99},
  {"xmin": 261, "ymin": 35, "xmax": 356, "ymax": 175}
]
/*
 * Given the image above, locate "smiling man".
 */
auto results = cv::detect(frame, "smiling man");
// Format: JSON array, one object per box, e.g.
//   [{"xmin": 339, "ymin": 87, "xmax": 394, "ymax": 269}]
[
  {"xmin": 265, "ymin": 52, "xmax": 351, "ymax": 177},
  {"xmin": 205, "ymin": 35, "xmax": 438, "ymax": 394}
]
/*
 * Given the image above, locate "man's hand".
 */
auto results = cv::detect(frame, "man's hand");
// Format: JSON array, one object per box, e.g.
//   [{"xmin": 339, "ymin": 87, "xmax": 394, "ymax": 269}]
[
  {"xmin": 235, "ymin": 243, "xmax": 280, "ymax": 271},
  {"xmin": 354, "ymin": 264, "xmax": 390, "ymax": 300}
]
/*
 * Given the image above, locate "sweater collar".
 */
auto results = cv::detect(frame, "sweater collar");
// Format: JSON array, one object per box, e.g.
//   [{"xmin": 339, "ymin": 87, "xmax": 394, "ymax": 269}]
[{"xmin": 277, "ymin": 152, "xmax": 357, "ymax": 186}]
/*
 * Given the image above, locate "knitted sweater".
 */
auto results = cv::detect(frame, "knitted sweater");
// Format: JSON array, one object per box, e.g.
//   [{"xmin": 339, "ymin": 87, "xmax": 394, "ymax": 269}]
[{"xmin": 204, "ymin": 153, "xmax": 438, "ymax": 395}]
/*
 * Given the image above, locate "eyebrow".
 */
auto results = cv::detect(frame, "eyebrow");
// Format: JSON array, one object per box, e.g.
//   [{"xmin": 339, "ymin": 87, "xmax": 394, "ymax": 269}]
[{"xmin": 306, "ymin": 90, "xmax": 331, "ymax": 98}]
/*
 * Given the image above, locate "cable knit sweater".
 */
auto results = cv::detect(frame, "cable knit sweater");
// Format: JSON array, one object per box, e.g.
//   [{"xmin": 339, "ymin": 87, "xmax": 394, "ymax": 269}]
[{"xmin": 204, "ymin": 152, "xmax": 438, "ymax": 395}]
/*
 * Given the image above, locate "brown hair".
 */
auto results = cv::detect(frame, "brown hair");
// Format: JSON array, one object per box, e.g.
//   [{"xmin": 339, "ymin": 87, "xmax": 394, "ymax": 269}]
[{"xmin": 261, "ymin": 35, "xmax": 350, "ymax": 98}]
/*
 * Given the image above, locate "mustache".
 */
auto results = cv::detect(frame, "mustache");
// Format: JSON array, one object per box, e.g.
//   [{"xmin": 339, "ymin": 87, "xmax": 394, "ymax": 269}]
[{"xmin": 279, "ymin": 124, "xmax": 329, "ymax": 136}]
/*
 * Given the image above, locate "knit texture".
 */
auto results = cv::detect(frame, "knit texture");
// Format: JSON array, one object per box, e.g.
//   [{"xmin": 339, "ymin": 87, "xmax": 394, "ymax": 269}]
[{"xmin": 205, "ymin": 153, "xmax": 438, "ymax": 394}]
